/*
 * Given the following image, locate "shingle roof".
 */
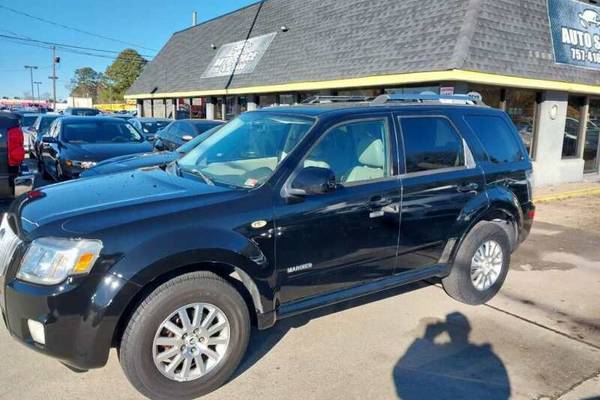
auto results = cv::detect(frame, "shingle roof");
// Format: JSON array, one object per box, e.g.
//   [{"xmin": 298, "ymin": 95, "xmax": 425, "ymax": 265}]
[{"xmin": 128, "ymin": 0, "xmax": 600, "ymax": 97}]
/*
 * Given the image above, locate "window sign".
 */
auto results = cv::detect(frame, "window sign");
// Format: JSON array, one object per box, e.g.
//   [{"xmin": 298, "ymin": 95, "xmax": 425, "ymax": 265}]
[
  {"xmin": 202, "ymin": 33, "xmax": 277, "ymax": 78},
  {"xmin": 548, "ymin": 0, "xmax": 600, "ymax": 69}
]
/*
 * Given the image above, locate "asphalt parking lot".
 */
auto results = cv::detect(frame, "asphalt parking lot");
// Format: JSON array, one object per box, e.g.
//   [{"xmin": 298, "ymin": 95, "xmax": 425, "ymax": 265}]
[{"xmin": 0, "ymin": 176, "xmax": 598, "ymax": 399}]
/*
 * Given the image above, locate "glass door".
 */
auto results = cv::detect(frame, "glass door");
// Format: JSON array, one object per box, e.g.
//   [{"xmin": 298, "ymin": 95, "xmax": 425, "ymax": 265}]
[{"xmin": 585, "ymin": 99, "xmax": 600, "ymax": 173}]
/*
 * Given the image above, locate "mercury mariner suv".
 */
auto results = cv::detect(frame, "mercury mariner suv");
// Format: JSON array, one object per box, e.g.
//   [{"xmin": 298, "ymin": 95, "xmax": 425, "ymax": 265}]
[{"xmin": 0, "ymin": 94, "xmax": 534, "ymax": 400}]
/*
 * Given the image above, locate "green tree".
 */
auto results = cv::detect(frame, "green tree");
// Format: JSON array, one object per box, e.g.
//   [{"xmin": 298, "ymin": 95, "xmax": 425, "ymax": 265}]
[
  {"xmin": 68, "ymin": 67, "xmax": 103, "ymax": 101},
  {"xmin": 100, "ymin": 49, "xmax": 147, "ymax": 102}
]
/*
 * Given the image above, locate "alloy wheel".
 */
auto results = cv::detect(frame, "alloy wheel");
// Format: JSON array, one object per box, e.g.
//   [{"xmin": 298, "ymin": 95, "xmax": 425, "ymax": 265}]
[
  {"xmin": 470, "ymin": 240, "xmax": 504, "ymax": 291},
  {"xmin": 152, "ymin": 302, "xmax": 231, "ymax": 382}
]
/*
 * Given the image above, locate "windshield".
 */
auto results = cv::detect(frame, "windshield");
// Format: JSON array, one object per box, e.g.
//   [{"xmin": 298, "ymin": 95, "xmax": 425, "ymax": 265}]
[
  {"xmin": 190, "ymin": 121, "xmax": 222, "ymax": 135},
  {"xmin": 22, "ymin": 115, "xmax": 38, "ymax": 127},
  {"xmin": 176, "ymin": 126, "xmax": 222, "ymax": 154},
  {"xmin": 39, "ymin": 116, "xmax": 59, "ymax": 132},
  {"xmin": 71, "ymin": 108, "xmax": 99, "ymax": 116},
  {"xmin": 141, "ymin": 120, "xmax": 170, "ymax": 134},
  {"xmin": 62, "ymin": 120, "xmax": 144, "ymax": 144},
  {"xmin": 178, "ymin": 112, "xmax": 315, "ymax": 188}
]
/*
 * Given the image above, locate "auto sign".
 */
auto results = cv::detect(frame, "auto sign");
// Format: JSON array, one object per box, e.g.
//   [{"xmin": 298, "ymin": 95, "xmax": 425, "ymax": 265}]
[{"xmin": 548, "ymin": 0, "xmax": 600, "ymax": 69}]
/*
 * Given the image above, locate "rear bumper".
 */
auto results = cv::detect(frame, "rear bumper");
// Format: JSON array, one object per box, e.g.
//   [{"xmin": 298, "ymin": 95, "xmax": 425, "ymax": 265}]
[
  {"xmin": 519, "ymin": 201, "xmax": 535, "ymax": 244},
  {"xmin": 0, "ymin": 168, "xmax": 34, "ymax": 199}
]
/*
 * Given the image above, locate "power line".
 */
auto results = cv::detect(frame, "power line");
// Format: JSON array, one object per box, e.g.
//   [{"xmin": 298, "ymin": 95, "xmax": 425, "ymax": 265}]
[
  {"xmin": 0, "ymin": 4, "xmax": 158, "ymax": 52},
  {"xmin": 0, "ymin": 33, "xmax": 154, "ymax": 58}
]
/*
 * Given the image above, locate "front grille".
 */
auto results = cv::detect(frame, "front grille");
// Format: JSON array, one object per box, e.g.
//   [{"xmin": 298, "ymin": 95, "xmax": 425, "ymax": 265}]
[{"xmin": 0, "ymin": 215, "xmax": 22, "ymax": 277}]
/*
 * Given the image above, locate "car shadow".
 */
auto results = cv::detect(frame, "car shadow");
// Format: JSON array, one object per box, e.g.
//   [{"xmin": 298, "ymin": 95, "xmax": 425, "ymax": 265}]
[
  {"xmin": 231, "ymin": 281, "xmax": 430, "ymax": 381},
  {"xmin": 393, "ymin": 312, "xmax": 510, "ymax": 400}
]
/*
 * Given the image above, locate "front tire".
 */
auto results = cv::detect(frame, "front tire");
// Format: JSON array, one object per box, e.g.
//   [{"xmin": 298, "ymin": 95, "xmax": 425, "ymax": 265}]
[
  {"xmin": 442, "ymin": 222, "xmax": 511, "ymax": 305},
  {"xmin": 119, "ymin": 271, "xmax": 250, "ymax": 400}
]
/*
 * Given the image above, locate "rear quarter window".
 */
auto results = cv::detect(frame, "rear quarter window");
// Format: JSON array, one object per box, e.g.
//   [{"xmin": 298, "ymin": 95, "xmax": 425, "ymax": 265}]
[{"xmin": 464, "ymin": 115, "xmax": 525, "ymax": 164}]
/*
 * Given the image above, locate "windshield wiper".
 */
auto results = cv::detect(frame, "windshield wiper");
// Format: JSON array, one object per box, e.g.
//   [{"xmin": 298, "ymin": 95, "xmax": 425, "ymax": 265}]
[{"xmin": 179, "ymin": 164, "xmax": 214, "ymax": 186}]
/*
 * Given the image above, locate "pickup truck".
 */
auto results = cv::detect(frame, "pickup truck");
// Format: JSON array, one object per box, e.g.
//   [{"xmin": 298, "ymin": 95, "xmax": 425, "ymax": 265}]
[{"xmin": 0, "ymin": 113, "xmax": 34, "ymax": 198}]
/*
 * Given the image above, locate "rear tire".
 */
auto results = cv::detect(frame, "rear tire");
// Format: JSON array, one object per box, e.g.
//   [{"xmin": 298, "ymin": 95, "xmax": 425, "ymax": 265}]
[
  {"xmin": 442, "ymin": 222, "xmax": 511, "ymax": 305},
  {"xmin": 119, "ymin": 271, "xmax": 250, "ymax": 400}
]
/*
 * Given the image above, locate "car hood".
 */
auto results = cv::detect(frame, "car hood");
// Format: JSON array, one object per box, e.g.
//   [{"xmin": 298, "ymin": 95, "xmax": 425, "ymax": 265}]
[
  {"xmin": 19, "ymin": 168, "xmax": 239, "ymax": 236},
  {"xmin": 63, "ymin": 142, "xmax": 154, "ymax": 162},
  {"xmin": 82, "ymin": 151, "xmax": 180, "ymax": 177}
]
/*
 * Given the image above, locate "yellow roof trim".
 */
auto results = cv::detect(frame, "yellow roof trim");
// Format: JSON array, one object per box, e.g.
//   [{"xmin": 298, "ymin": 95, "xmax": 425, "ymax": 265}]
[{"xmin": 124, "ymin": 69, "xmax": 600, "ymax": 100}]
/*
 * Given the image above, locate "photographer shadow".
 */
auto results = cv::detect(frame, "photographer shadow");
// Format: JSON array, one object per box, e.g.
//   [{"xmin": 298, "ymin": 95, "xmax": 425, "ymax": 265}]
[{"xmin": 394, "ymin": 312, "xmax": 510, "ymax": 400}]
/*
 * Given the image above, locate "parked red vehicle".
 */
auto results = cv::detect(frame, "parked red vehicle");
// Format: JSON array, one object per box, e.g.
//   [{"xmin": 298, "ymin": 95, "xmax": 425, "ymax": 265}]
[{"xmin": 0, "ymin": 113, "xmax": 34, "ymax": 198}]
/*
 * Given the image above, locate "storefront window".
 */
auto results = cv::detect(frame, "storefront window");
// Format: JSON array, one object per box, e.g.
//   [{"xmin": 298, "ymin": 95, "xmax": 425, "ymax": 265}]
[
  {"xmin": 386, "ymin": 85, "xmax": 440, "ymax": 95},
  {"xmin": 278, "ymin": 94, "xmax": 297, "ymax": 105},
  {"xmin": 337, "ymin": 89, "xmax": 381, "ymax": 98},
  {"xmin": 191, "ymin": 98, "xmax": 204, "ymax": 119},
  {"xmin": 563, "ymin": 96, "xmax": 584, "ymax": 159},
  {"xmin": 259, "ymin": 95, "xmax": 278, "ymax": 108},
  {"xmin": 506, "ymin": 89, "xmax": 538, "ymax": 157},
  {"xmin": 585, "ymin": 99, "xmax": 600, "ymax": 172},
  {"xmin": 469, "ymin": 85, "xmax": 502, "ymax": 109}
]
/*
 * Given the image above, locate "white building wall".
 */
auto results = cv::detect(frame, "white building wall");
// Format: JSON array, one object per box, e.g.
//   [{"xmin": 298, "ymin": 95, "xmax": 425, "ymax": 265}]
[{"xmin": 532, "ymin": 91, "xmax": 585, "ymax": 186}]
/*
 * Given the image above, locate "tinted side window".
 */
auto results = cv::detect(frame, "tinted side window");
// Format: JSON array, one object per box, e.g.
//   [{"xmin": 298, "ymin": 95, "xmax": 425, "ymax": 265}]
[
  {"xmin": 400, "ymin": 117, "xmax": 465, "ymax": 174},
  {"xmin": 465, "ymin": 115, "xmax": 525, "ymax": 164}
]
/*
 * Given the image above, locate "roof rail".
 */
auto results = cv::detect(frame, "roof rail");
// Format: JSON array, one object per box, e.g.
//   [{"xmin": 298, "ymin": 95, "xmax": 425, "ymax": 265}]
[
  {"xmin": 371, "ymin": 92, "xmax": 485, "ymax": 106},
  {"xmin": 301, "ymin": 95, "xmax": 373, "ymax": 104}
]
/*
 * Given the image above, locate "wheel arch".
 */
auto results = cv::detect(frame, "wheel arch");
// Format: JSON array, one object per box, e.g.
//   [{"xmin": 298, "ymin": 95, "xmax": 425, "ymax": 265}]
[
  {"xmin": 111, "ymin": 257, "xmax": 269, "ymax": 348},
  {"xmin": 444, "ymin": 189, "xmax": 522, "ymax": 267}
]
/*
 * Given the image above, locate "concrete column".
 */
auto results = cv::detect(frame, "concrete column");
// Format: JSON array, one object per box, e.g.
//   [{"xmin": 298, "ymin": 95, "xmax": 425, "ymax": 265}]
[
  {"xmin": 247, "ymin": 95, "xmax": 258, "ymax": 111},
  {"xmin": 220, "ymin": 98, "xmax": 226, "ymax": 120},
  {"xmin": 577, "ymin": 96, "xmax": 590, "ymax": 159},
  {"xmin": 233, "ymin": 96, "xmax": 240, "ymax": 116},
  {"xmin": 136, "ymin": 100, "xmax": 143, "ymax": 117},
  {"xmin": 532, "ymin": 91, "xmax": 584, "ymax": 186},
  {"xmin": 206, "ymin": 97, "xmax": 215, "ymax": 120}
]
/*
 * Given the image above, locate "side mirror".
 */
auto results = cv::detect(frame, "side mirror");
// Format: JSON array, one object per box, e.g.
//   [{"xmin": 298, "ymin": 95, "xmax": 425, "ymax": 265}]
[
  {"xmin": 42, "ymin": 136, "xmax": 57, "ymax": 143},
  {"xmin": 289, "ymin": 167, "xmax": 337, "ymax": 196},
  {"xmin": 181, "ymin": 134, "xmax": 194, "ymax": 142}
]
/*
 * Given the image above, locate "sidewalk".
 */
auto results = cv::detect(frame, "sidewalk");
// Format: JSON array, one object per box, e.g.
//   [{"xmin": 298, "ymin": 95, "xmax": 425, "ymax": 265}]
[{"xmin": 534, "ymin": 175, "xmax": 600, "ymax": 202}]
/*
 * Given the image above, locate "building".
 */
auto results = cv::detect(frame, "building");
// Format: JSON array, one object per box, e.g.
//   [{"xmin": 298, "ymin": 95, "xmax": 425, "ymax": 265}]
[{"xmin": 126, "ymin": 0, "xmax": 600, "ymax": 186}]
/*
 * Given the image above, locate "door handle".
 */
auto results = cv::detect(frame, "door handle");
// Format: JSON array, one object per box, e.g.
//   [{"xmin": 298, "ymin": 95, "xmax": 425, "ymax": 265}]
[
  {"xmin": 457, "ymin": 183, "xmax": 479, "ymax": 193},
  {"xmin": 368, "ymin": 196, "xmax": 393, "ymax": 209}
]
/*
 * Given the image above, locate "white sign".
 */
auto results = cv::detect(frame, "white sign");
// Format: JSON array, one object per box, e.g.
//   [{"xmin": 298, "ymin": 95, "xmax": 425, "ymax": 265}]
[{"xmin": 202, "ymin": 32, "xmax": 277, "ymax": 78}]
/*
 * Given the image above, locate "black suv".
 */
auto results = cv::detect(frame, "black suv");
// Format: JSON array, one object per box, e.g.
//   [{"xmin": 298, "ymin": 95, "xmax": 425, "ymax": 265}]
[{"xmin": 0, "ymin": 94, "xmax": 534, "ymax": 400}]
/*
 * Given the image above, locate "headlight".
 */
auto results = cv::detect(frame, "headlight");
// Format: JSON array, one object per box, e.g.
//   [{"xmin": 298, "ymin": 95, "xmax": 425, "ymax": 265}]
[
  {"xmin": 66, "ymin": 160, "xmax": 97, "ymax": 169},
  {"xmin": 17, "ymin": 237, "xmax": 103, "ymax": 285}
]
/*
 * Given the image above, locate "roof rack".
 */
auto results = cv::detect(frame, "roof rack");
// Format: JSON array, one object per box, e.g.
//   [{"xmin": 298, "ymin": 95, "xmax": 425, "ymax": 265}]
[
  {"xmin": 371, "ymin": 92, "xmax": 485, "ymax": 106},
  {"xmin": 301, "ymin": 95, "xmax": 373, "ymax": 104}
]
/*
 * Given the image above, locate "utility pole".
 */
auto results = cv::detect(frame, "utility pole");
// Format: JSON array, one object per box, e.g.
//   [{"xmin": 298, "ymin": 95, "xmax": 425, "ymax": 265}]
[
  {"xmin": 24, "ymin": 65, "xmax": 38, "ymax": 104},
  {"xmin": 49, "ymin": 46, "xmax": 59, "ymax": 110},
  {"xmin": 33, "ymin": 81, "xmax": 42, "ymax": 103}
]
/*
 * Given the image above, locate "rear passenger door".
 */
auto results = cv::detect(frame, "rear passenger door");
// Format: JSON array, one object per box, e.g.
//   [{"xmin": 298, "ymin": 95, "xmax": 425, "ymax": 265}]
[{"xmin": 394, "ymin": 113, "xmax": 486, "ymax": 273}]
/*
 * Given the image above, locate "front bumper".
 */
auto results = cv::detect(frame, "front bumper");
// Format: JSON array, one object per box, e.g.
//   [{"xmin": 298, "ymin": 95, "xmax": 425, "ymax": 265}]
[{"xmin": 1, "ymin": 270, "xmax": 140, "ymax": 370}]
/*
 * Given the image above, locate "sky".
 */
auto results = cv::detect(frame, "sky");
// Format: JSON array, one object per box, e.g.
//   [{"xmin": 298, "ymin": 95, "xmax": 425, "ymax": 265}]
[{"xmin": 0, "ymin": 0, "xmax": 257, "ymax": 100}]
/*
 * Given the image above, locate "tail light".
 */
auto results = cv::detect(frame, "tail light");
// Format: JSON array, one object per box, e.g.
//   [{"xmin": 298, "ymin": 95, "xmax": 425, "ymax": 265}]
[
  {"xmin": 525, "ymin": 169, "xmax": 534, "ymax": 202},
  {"xmin": 7, "ymin": 126, "xmax": 25, "ymax": 167}
]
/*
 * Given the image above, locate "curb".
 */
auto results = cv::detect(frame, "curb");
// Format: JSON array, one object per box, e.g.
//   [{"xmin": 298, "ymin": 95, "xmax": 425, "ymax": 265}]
[{"xmin": 534, "ymin": 187, "xmax": 600, "ymax": 203}]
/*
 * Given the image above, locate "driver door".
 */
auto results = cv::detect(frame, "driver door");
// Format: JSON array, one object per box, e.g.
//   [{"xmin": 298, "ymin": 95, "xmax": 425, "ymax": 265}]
[{"xmin": 274, "ymin": 114, "xmax": 402, "ymax": 304}]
